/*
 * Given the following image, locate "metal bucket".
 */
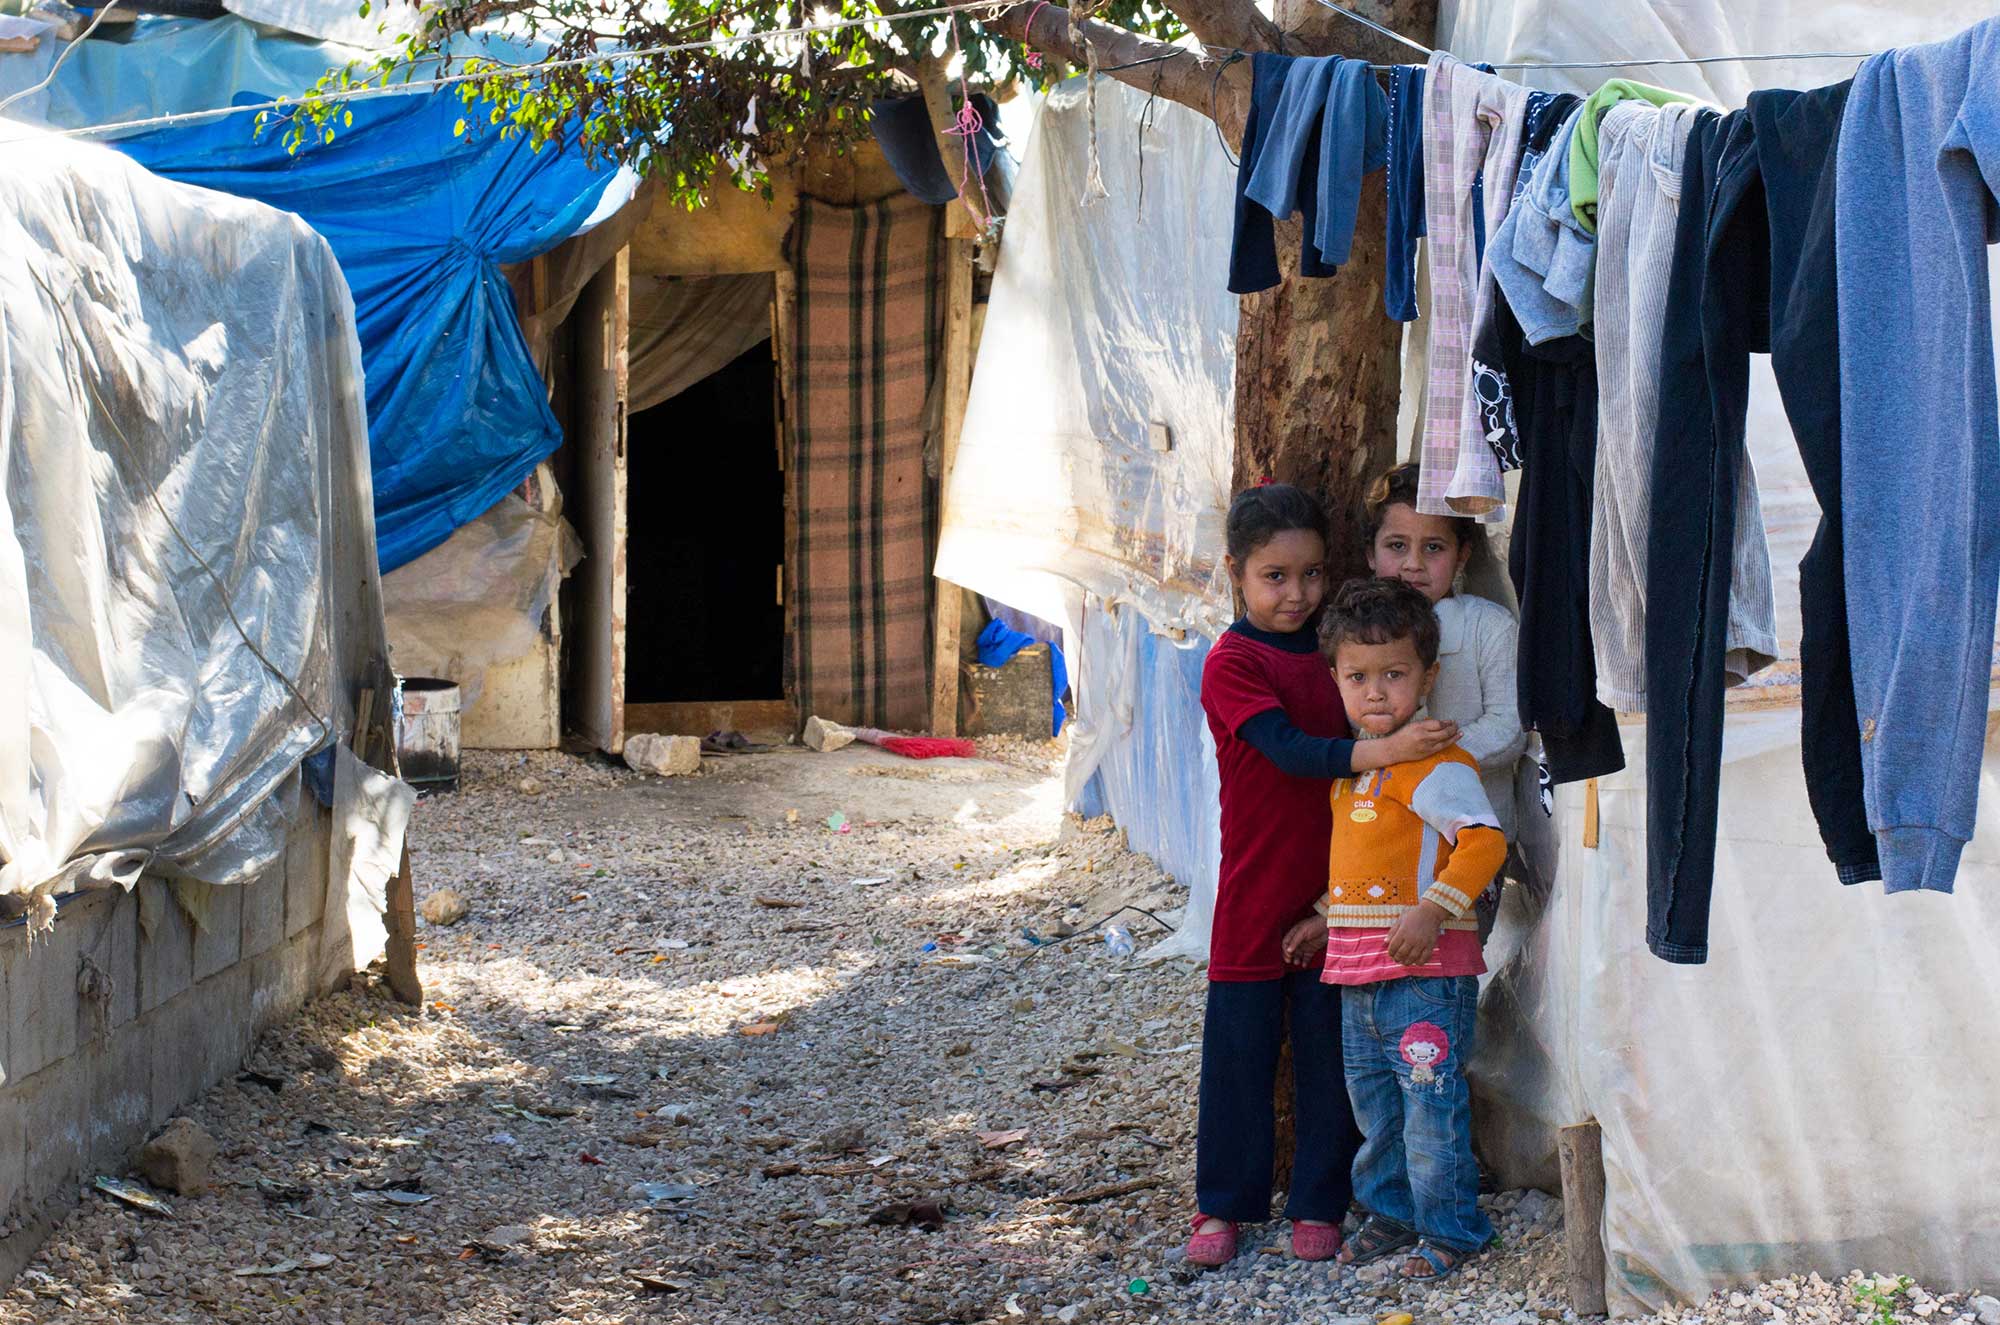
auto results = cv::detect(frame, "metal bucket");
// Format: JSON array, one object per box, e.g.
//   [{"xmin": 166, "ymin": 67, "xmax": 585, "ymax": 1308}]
[{"xmin": 396, "ymin": 677, "xmax": 462, "ymax": 792}]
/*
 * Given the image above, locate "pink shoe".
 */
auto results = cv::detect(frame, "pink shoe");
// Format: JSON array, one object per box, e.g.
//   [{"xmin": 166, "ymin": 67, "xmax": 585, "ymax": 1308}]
[
  {"xmin": 1290, "ymin": 1219, "xmax": 1343, "ymax": 1262},
  {"xmin": 1186, "ymin": 1215, "xmax": 1238, "ymax": 1267}
]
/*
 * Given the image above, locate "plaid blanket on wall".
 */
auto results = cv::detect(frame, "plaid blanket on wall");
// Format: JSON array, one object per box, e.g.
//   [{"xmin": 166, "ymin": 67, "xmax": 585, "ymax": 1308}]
[{"xmin": 788, "ymin": 194, "xmax": 945, "ymax": 731}]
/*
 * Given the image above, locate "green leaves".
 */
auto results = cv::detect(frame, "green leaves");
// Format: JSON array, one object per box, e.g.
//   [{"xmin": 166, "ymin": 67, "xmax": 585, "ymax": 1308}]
[{"xmin": 275, "ymin": 0, "xmax": 1188, "ymax": 206}]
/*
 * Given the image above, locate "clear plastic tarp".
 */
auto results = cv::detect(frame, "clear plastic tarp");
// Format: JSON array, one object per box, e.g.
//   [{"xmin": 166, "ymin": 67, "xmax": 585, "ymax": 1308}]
[
  {"xmin": 1433, "ymin": 0, "xmax": 2000, "ymax": 1310},
  {"xmin": 937, "ymin": 73, "xmax": 1239, "ymax": 640},
  {"xmin": 0, "ymin": 125, "xmax": 391, "ymax": 912},
  {"xmin": 938, "ymin": 76, "xmax": 1240, "ymax": 960},
  {"xmin": 381, "ymin": 489, "xmax": 580, "ymax": 711}
]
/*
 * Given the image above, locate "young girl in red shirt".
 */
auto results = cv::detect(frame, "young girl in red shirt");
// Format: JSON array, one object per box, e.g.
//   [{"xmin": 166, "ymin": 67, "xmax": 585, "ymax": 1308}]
[{"xmin": 1188, "ymin": 484, "xmax": 1459, "ymax": 1267}]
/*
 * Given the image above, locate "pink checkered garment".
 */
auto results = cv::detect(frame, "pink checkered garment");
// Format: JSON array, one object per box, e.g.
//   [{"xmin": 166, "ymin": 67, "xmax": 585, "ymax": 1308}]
[{"xmin": 1418, "ymin": 52, "xmax": 1533, "ymax": 521}]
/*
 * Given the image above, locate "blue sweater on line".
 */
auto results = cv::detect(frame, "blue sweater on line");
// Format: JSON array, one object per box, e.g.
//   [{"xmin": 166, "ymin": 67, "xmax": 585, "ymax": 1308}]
[{"xmin": 1837, "ymin": 15, "xmax": 2000, "ymax": 894}]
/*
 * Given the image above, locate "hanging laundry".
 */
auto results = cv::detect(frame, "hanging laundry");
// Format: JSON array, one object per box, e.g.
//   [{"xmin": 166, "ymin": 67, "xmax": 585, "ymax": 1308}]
[
  {"xmin": 1490, "ymin": 295, "xmax": 1625, "ymax": 786},
  {"xmin": 1229, "ymin": 53, "xmax": 1387, "ymax": 295},
  {"xmin": 1470, "ymin": 90, "xmax": 1579, "ymax": 473},
  {"xmin": 1418, "ymin": 52, "xmax": 1531, "ymax": 522},
  {"xmin": 1591, "ymin": 100, "xmax": 1775, "ymax": 717},
  {"xmin": 1488, "ymin": 107, "xmax": 1594, "ymax": 345},
  {"xmin": 1749, "ymin": 82, "xmax": 1877, "ymax": 889},
  {"xmin": 1568, "ymin": 79, "xmax": 1698, "ymax": 233},
  {"xmin": 1837, "ymin": 18, "xmax": 2000, "ymax": 897},
  {"xmin": 1383, "ymin": 64, "xmax": 1427, "ymax": 321},
  {"xmin": 1642, "ymin": 108, "xmax": 1784, "ymax": 964}
]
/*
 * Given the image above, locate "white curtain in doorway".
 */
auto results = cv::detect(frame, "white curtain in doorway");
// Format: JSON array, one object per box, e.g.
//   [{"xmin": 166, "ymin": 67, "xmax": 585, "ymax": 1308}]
[{"xmin": 629, "ymin": 273, "xmax": 776, "ymax": 415}]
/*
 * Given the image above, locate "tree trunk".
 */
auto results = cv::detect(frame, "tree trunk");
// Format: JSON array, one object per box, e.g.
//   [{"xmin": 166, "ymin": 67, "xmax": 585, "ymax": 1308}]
[
  {"xmin": 1246, "ymin": 0, "xmax": 1439, "ymax": 1196},
  {"xmin": 1235, "ymin": 0, "xmax": 1437, "ymax": 579}
]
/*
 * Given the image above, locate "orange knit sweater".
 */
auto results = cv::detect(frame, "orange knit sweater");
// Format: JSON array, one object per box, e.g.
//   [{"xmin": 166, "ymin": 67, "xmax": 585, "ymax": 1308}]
[{"xmin": 1325, "ymin": 746, "xmax": 1507, "ymax": 929}]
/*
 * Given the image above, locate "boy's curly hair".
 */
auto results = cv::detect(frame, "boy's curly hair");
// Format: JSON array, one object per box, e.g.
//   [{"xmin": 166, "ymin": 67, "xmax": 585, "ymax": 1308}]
[{"xmin": 1320, "ymin": 577, "xmax": 1441, "ymax": 668}]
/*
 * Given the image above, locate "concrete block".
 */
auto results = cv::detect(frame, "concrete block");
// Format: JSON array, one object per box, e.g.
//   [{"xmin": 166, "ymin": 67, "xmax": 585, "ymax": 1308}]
[
  {"xmin": 144, "ymin": 988, "xmax": 205, "ymax": 1130},
  {"xmin": 82, "ymin": 1027, "xmax": 152, "ymax": 1167},
  {"xmin": 5, "ymin": 906, "xmax": 84, "ymax": 1082},
  {"xmin": 0, "ymin": 1075, "xmax": 27, "ymax": 1213},
  {"xmin": 241, "ymin": 869, "xmax": 285, "ymax": 962},
  {"xmin": 15, "ymin": 1061, "xmax": 90, "ymax": 1204},
  {"xmin": 248, "ymin": 929, "xmax": 318, "ymax": 1039},
  {"xmin": 286, "ymin": 808, "xmax": 329, "ymax": 939},
  {"xmin": 195, "ymin": 962, "xmax": 256, "ymax": 1087},
  {"xmin": 624, "ymin": 732, "xmax": 701, "ymax": 776},
  {"xmin": 190, "ymin": 883, "xmax": 242, "ymax": 983},
  {"xmin": 137, "ymin": 880, "xmax": 193, "ymax": 1015},
  {"xmin": 69, "ymin": 890, "xmax": 138, "ymax": 1047}
]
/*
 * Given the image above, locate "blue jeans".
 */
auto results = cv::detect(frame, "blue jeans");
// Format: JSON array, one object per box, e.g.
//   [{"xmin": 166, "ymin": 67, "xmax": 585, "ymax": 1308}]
[
  {"xmin": 1341, "ymin": 976, "xmax": 1491, "ymax": 1253},
  {"xmin": 1195, "ymin": 972, "xmax": 1361, "ymax": 1223}
]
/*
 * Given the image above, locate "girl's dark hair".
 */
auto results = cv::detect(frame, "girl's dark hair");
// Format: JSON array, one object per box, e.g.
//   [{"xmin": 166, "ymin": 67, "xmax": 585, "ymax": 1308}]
[
  {"xmin": 1361, "ymin": 462, "xmax": 1481, "ymax": 552},
  {"xmin": 1321, "ymin": 577, "xmax": 1442, "ymax": 668},
  {"xmin": 1225, "ymin": 482, "xmax": 1328, "ymax": 562}
]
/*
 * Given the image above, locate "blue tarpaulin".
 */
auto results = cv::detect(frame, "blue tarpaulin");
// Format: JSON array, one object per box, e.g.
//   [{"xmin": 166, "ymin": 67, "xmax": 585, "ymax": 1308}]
[{"xmin": 118, "ymin": 85, "xmax": 626, "ymax": 570}]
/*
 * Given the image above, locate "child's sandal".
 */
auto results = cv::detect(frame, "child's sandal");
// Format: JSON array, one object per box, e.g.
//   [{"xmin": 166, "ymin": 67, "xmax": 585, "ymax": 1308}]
[
  {"xmin": 1185, "ymin": 1215, "xmax": 1238, "ymax": 1268},
  {"xmin": 1399, "ymin": 1240, "xmax": 1473, "ymax": 1282},
  {"xmin": 1335, "ymin": 1213, "xmax": 1417, "ymax": 1267}
]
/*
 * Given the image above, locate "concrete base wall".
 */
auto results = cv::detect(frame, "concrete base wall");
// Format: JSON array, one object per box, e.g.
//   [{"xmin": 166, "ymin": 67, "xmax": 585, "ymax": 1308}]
[{"xmin": 0, "ymin": 804, "xmax": 344, "ymax": 1270}]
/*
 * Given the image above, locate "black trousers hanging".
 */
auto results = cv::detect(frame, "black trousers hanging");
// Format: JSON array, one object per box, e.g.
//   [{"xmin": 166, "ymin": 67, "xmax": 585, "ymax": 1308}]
[
  {"xmin": 1748, "ymin": 81, "xmax": 1878, "ymax": 888},
  {"xmin": 1645, "ymin": 86, "xmax": 1875, "ymax": 966}
]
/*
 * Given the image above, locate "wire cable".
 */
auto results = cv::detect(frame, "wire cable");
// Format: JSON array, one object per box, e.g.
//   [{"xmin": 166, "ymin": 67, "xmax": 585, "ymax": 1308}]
[
  {"xmin": 1309, "ymin": 0, "xmax": 1874, "ymax": 71},
  {"xmin": 11, "ymin": 0, "xmax": 1018, "ymax": 140},
  {"xmin": 0, "ymin": 0, "xmax": 125, "ymax": 116}
]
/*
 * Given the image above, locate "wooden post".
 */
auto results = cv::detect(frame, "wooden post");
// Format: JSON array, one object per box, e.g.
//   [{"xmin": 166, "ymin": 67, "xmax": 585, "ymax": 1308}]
[
  {"xmin": 359, "ymin": 683, "xmax": 422, "ymax": 1005},
  {"xmin": 1559, "ymin": 1121, "xmax": 1609, "ymax": 1316},
  {"xmin": 1583, "ymin": 778, "xmax": 1601, "ymax": 849},
  {"xmin": 383, "ymin": 845, "xmax": 423, "ymax": 1007},
  {"xmin": 929, "ymin": 236, "xmax": 976, "ymax": 737}
]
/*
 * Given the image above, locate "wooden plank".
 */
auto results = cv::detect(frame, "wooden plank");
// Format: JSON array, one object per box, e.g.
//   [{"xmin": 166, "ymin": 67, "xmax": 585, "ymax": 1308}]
[
  {"xmin": 774, "ymin": 268, "xmax": 801, "ymax": 731},
  {"xmin": 1558, "ymin": 1121, "xmax": 1608, "ymax": 1316},
  {"xmin": 929, "ymin": 238, "xmax": 975, "ymax": 737},
  {"xmin": 1583, "ymin": 777, "xmax": 1601, "ymax": 849},
  {"xmin": 352, "ymin": 687, "xmax": 376, "ymax": 764},
  {"xmin": 571, "ymin": 248, "xmax": 631, "ymax": 755},
  {"xmin": 625, "ymin": 700, "xmax": 796, "ymax": 737},
  {"xmin": 383, "ymin": 845, "xmax": 423, "ymax": 1006}
]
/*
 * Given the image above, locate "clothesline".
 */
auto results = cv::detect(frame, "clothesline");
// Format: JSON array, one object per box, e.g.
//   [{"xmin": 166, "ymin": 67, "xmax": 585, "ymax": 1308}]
[
  {"xmin": 1310, "ymin": 0, "xmax": 1875, "ymax": 71},
  {"xmin": 6, "ymin": 0, "xmax": 1887, "ymax": 143}
]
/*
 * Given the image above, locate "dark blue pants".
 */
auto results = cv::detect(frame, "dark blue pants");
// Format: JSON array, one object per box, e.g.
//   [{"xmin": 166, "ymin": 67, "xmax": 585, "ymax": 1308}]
[
  {"xmin": 1195, "ymin": 972, "xmax": 1360, "ymax": 1223},
  {"xmin": 1647, "ymin": 88, "xmax": 1874, "ymax": 966}
]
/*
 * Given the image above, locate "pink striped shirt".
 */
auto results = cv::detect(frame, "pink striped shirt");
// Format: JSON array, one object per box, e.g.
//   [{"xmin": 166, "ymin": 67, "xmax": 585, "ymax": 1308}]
[
  {"xmin": 1321, "ymin": 926, "xmax": 1486, "ymax": 986},
  {"xmin": 1419, "ymin": 52, "xmax": 1533, "ymax": 522}
]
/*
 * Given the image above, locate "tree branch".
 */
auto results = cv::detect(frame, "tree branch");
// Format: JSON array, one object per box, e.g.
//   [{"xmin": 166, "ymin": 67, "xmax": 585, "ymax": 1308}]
[
  {"xmin": 984, "ymin": 3, "xmax": 1253, "ymax": 134},
  {"xmin": 1158, "ymin": 0, "xmax": 1284, "ymax": 54}
]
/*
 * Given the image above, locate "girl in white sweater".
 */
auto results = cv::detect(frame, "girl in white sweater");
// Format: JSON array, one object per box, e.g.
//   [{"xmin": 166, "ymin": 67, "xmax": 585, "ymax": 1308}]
[{"xmin": 1361, "ymin": 464, "xmax": 1527, "ymax": 849}]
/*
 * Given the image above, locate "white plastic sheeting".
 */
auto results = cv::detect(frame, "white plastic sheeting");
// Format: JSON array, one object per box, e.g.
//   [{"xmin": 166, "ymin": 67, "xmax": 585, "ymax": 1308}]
[
  {"xmin": 1476, "ymin": 711, "xmax": 2000, "ymax": 1314},
  {"xmin": 937, "ymin": 74, "xmax": 1240, "ymax": 639},
  {"xmin": 0, "ymin": 127, "xmax": 391, "ymax": 913},
  {"xmin": 938, "ymin": 76, "xmax": 1240, "ymax": 960},
  {"xmin": 1432, "ymin": 0, "xmax": 2000, "ymax": 1311},
  {"xmin": 382, "ymin": 490, "xmax": 580, "ymax": 710}
]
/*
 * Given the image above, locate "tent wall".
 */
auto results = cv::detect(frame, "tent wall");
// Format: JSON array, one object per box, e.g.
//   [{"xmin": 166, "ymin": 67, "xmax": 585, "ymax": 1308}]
[
  {"xmin": 940, "ymin": 76, "xmax": 1239, "ymax": 951},
  {"xmin": 0, "ymin": 127, "xmax": 405, "ymax": 1254},
  {"xmin": 1429, "ymin": 0, "xmax": 2000, "ymax": 1311}
]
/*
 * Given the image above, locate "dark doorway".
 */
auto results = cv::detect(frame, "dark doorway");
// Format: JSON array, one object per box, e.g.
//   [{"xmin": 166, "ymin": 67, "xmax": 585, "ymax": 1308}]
[{"xmin": 623, "ymin": 341, "xmax": 784, "ymax": 704}]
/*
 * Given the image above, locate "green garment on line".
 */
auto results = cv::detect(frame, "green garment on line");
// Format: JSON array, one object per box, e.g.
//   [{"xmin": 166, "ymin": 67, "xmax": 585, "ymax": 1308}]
[{"xmin": 1569, "ymin": 79, "xmax": 1698, "ymax": 233}]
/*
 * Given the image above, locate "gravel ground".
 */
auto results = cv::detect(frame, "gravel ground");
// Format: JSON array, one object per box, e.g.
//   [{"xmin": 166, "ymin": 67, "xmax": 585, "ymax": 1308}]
[{"xmin": 0, "ymin": 747, "xmax": 1975, "ymax": 1324}]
